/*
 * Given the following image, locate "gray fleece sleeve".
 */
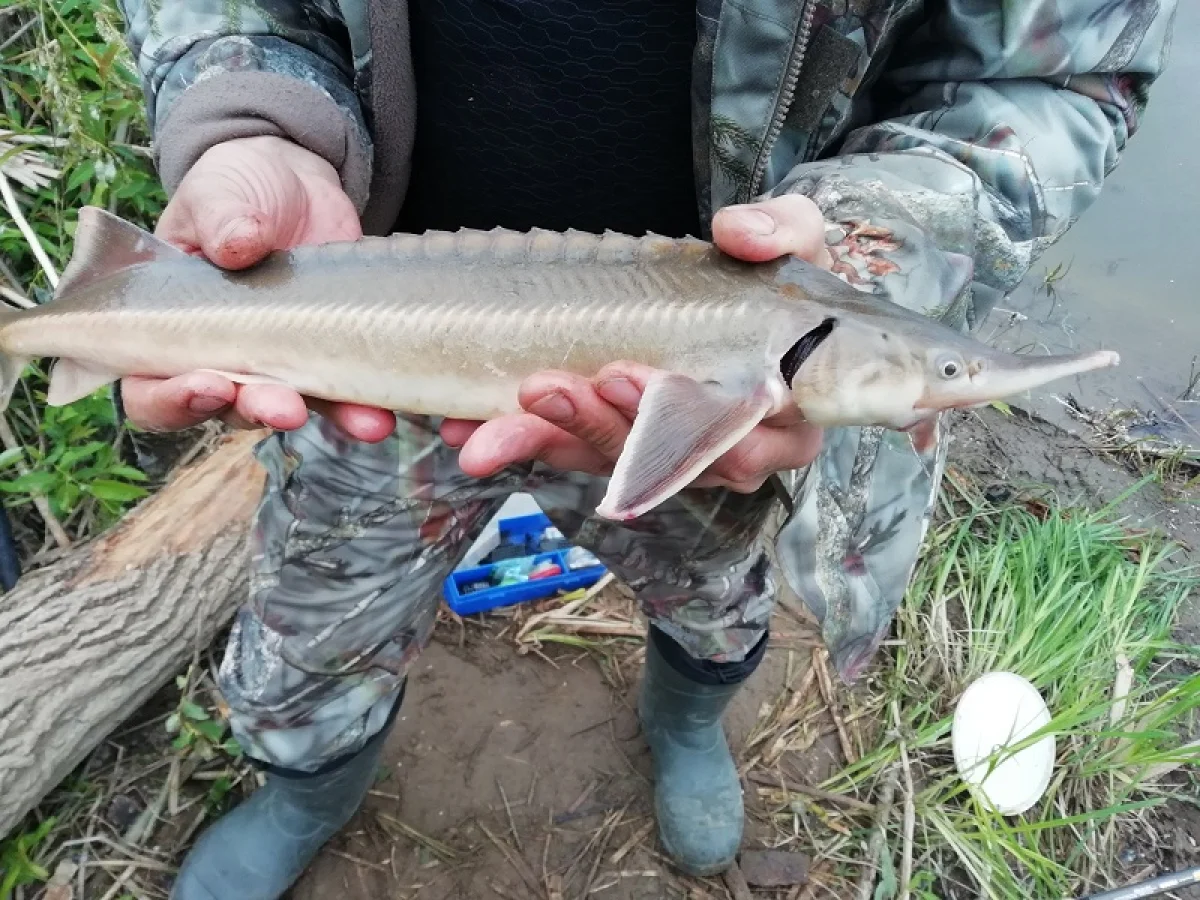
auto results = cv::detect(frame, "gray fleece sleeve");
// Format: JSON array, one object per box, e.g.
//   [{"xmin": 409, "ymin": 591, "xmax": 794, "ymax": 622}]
[{"xmin": 115, "ymin": 3, "xmax": 373, "ymax": 212}]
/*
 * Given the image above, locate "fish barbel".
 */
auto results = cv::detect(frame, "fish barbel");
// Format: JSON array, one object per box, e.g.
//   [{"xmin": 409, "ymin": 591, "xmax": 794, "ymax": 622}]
[{"xmin": 0, "ymin": 207, "xmax": 1119, "ymax": 519}]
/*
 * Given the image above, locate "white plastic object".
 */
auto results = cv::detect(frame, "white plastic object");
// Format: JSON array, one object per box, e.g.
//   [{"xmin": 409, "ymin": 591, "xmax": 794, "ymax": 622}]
[{"xmin": 951, "ymin": 671, "xmax": 1055, "ymax": 815}]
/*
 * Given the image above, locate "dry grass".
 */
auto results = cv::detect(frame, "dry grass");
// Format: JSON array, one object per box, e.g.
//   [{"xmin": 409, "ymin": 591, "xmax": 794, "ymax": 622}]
[
  {"xmin": 2, "ymin": 4, "xmax": 1196, "ymax": 891},
  {"xmin": 1062, "ymin": 396, "xmax": 1200, "ymax": 500},
  {"xmin": 8, "ymin": 463, "xmax": 1198, "ymax": 899},
  {"xmin": 806, "ymin": 476, "xmax": 1200, "ymax": 899},
  {"xmin": 1, "ymin": 635, "xmax": 255, "ymax": 900}
]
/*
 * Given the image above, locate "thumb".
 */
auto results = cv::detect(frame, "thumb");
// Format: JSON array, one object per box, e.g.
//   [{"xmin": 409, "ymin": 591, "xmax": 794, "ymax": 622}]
[
  {"xmin": 154, "ymin": 138, "xmax": 315, "ymax": 270},
  {"xmin": 711, "ymin": 193, "xmax": 831, "ymax": 266},
  {"xmin": 186, "ymin": 201, "xmax": 281, "ymax": 270},
  {"xmin": 159, "ymin": 182, "xmax": 293, "ymax": 271}
]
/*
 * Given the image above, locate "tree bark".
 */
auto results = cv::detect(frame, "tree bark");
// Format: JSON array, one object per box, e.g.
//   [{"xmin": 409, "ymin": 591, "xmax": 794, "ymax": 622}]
[{"xmin": 0, "ymin": 429, "xmax": 267, "ymax": 839}]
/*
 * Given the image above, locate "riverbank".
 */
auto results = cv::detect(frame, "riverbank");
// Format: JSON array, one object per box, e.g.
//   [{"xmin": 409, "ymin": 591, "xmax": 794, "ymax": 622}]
[{"xmin": 4, "ymin": 404, "xmax": 1195, "ymax": 900}]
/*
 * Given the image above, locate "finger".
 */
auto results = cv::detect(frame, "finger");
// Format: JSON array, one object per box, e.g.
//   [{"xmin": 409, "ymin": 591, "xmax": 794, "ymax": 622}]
[
  {"xmin": 156, "ymin": 175, "xmax": 282, "ymax": 270},
  {"xmin": 306, "ymin": 398, "xmax": 397, "ymax": 443},
  {"xmin": 230, "ymin": 384, "xmax": 312, "ymax": 431},
  {"xmin": 711, "ymin": 193, "xmax": 828, "ymax": 264},
  {"xmin": 155, "ymin": 138, "xmax": 358, "ymax": 267},
  {"xmin": 219, "ymin": 406, "xmax": 262, "ymax": 431},
  {"xmin": 297, "ymin": 179, "xmax": 365, "ymax": 244},
  {"xmin": 760, "ymin": 401, "xmax": 807, "ymax": 428},
  {"xmin": 592, "ymin": 358, "xmax": 817, "ymax": 470},
  {"xmin": 440, "ymin": 418, "xmax": 484, "ymax": 448},
  {"xmin": 707, "ymin": 420, "xmax": 824, "ymax": 488},
  {"xmin": 171, "ymin": 197, "xmax": 283, "ymax": 270},
  {"xmin": 593, "ymin": 361, "xmax": 807, "ymax": 428},
  {"xmin": 591, "ymin": 361, "xmax": 655, "ymax": 418},
  {"xmin": 456, "ymin": 414, "xmax": 613, "ymax": 477},
  {"xmin": 518, "ymin": 371, "xmax": 634, "ymax": 462},
  {"xmin": 120, "ymin": 372, "xmax": 237, "ymax": 432}
]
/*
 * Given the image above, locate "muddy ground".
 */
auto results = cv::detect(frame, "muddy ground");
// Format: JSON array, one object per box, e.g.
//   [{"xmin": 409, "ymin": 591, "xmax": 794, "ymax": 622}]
[
  {"xmin": 276, "ymin": 405, "xmax": 1200, "ymax": 900},
  {"xmin": 42, "ymin": 404, "xmax": 1200, "ymax": 900},
  {"xmin": 286, "ymin": 625, "xmax": 824, "ymax": 900}
]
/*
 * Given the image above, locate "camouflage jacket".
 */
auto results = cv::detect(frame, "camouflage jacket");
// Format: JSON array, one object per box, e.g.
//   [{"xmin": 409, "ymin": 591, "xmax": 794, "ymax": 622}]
[
  {"xmin": 114, "ymin": 0, "xmax": 1175, "ymax": 680},
  {"xmin": 116, "ymin": 0, "xmax": 1176, "ymax": 333}
]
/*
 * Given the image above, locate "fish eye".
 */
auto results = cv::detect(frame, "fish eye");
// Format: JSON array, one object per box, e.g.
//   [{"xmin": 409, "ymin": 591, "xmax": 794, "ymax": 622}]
[{"xmin": 936, "ymin": 354, "xmax": 964, "ymax": 379}]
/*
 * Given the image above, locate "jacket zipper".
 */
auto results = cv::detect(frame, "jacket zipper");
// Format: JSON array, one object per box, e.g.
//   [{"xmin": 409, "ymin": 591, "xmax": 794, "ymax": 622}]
[{"xmin": 748, "ymin": 0, "xmax": 817, "ymax": 200}]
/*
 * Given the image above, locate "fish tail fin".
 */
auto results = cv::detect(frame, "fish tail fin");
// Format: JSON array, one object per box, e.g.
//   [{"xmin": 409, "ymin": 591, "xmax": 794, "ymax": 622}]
[
  {"xmin": 0, "ymin": 316, "xmax": 30, "ymax": 413},
  {"xmin": 53, "ymin": 205, "xmax": 185, "ymax": 302},
  {"xmin": 0, "ymin": 208, "xmax": 185, "ymax": 412},
  {"xmin": 0, "ymin": 355, "xmax": 29, "ymax": 412},
  {"xmin": 40, "ymin": 208, "xmax": 188, "ymax": 408}
]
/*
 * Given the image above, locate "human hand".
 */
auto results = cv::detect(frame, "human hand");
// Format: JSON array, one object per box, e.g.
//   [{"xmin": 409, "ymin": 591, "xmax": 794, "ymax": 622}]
[
  {"xmin": 119, "ymin": 136, "xmax": 396, "ymax": 442},
  {"xmin": 442, "ymin": 193, "xmax": 831, "ymax": 494}
]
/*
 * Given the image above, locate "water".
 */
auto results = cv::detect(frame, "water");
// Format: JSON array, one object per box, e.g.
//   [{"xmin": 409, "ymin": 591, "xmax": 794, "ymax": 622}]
[{"xmin": 982, "ymin": 3, "xmax": 1198, "ymax": 432}]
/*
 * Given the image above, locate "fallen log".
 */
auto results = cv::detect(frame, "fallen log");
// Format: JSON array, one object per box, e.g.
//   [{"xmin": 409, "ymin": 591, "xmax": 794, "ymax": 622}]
[{"xmin": 0, "ymin": 429, "xmax": 267, "ymax": 839}]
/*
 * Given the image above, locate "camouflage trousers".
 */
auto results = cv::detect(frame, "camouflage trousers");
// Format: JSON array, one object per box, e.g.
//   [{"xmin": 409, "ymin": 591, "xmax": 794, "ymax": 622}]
[
  {"xmin": 218, "ymin": 410, "xmax": 944, "ymax": 774},
  {"xmin": 221, "ymin": 413, "xmax": 778, "ymax": 772}
]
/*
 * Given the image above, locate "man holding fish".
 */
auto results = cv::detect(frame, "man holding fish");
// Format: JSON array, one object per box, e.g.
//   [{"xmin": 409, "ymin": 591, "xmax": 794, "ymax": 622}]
[{"xmin": 101, "ymin": 1, "xmax": 1174, "ymax": 896}]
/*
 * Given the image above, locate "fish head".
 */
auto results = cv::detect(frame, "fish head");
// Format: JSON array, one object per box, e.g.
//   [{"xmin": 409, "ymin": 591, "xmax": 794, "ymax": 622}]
[
  {"xmin": 913, "ymin": 339, "xmax": 1120, "ymax": 413},
  {"xmin": 777, "ymin": 311, "xmax": 1119, "ymax": 437},
  {"xmin": 767, "ymin": 257, "xmax": 1119, "ymax": 430},
  {"xmin": 780, "ymin": 316, "xmax": 933, "ymax": 431}
]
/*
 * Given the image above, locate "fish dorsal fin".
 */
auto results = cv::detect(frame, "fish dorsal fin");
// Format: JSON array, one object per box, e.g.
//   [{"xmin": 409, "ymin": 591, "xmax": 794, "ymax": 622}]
[
  {"xmin": 594, "ymin": 372, "xmax": 779, "ymax": 521},
  {"xmin": 56, "ymin": 206, "xmax": 186, "ymax": 298},
  {"xmin": 320, "ymin": 227, "xmax": 714, "ymax": 268}
]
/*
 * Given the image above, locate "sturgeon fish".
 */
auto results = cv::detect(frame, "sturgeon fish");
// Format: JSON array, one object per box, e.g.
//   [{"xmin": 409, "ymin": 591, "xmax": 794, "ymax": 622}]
[{"xmin": 0, "ymin": 207, "xmax": 1119, "ymax": 520}]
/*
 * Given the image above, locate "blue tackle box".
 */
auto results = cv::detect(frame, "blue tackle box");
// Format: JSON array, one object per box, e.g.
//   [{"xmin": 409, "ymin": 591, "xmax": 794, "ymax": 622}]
[{"xmin": 442, "ymin": 512, "xmax": 608, "ymax": 616}]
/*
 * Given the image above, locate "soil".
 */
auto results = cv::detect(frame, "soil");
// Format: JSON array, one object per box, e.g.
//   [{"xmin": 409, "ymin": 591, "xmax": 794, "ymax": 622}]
[
  {"xmin": 946, "ymin": 405, "xmax": 1200, "ymax": 644},
  {"xmin": 19, "ymin": 406, "xmax": 1200, "ymax": 899},
  {"xmin": 278, "ymin": 406, "xmax": 1200, "ymax": 900},
  {"xmin": 285, "ymin": 628, "xmax": 818, "ymax": 900}
]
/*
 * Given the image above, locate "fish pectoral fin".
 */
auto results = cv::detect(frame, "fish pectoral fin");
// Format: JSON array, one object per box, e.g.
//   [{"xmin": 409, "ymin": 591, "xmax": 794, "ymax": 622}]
[
  {"xmin": 906, "ymin": 415, "xmax": 940, "ymax": 455},
  {"xmin": 46, "ymin": 359, "xmax": 120, "ymax": 406},
  {"xmin": 595, "ymin": 372, "xmax": 775, "ymax": 521}
]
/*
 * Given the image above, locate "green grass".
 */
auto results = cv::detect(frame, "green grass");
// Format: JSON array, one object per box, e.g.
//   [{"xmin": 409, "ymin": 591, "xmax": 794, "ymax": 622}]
[
  {"xmin": 821, "ymin": 494, "xmax": 1200, "ymax": 899},
  {"xmin": 0, "ymin": 5, "xmax": 175, "ymax": 886},
  {"xmin": 1, "ymin": 0, "xmax": 166, "ymax": 550},
  {"xmin": 4, "ymin": 2, "xmax": 1199, "ymax": 898},
  {"xmin": 0, "ymin": 818, "xmax": 54, "ymax": 898}
]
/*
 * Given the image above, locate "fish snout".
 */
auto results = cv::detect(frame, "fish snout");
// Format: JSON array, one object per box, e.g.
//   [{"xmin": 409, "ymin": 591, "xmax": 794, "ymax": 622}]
[{"xmin": 920, "ymin": 347, "xmax": 1120, "ymax": 410}]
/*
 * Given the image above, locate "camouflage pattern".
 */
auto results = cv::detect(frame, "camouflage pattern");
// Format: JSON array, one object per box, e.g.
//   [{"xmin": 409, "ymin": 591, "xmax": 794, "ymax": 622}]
[
  {"xmin": 113, "ymin": 0, "xmax": 1177, "ymax": 765},
  {"xmin": 700, "ymin": 0, "xmax": 1176, "ymax": 681},
  {"xmin": 224, "ymin": 415, "xmax": 782, "ymax": 772},
  {"xmin": 116, "ymin": 0, "xmax": 372, "ymax": 172}
]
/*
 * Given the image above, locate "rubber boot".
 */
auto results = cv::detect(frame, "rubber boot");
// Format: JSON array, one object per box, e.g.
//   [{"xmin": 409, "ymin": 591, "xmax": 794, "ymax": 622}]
[
  {"xmin": 638, "ymin": 627, "xmax": 764, "ymax": 876},
  {"xmin": 171, "ymin": 694, "xmax": 400, "ymax": 900}
]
